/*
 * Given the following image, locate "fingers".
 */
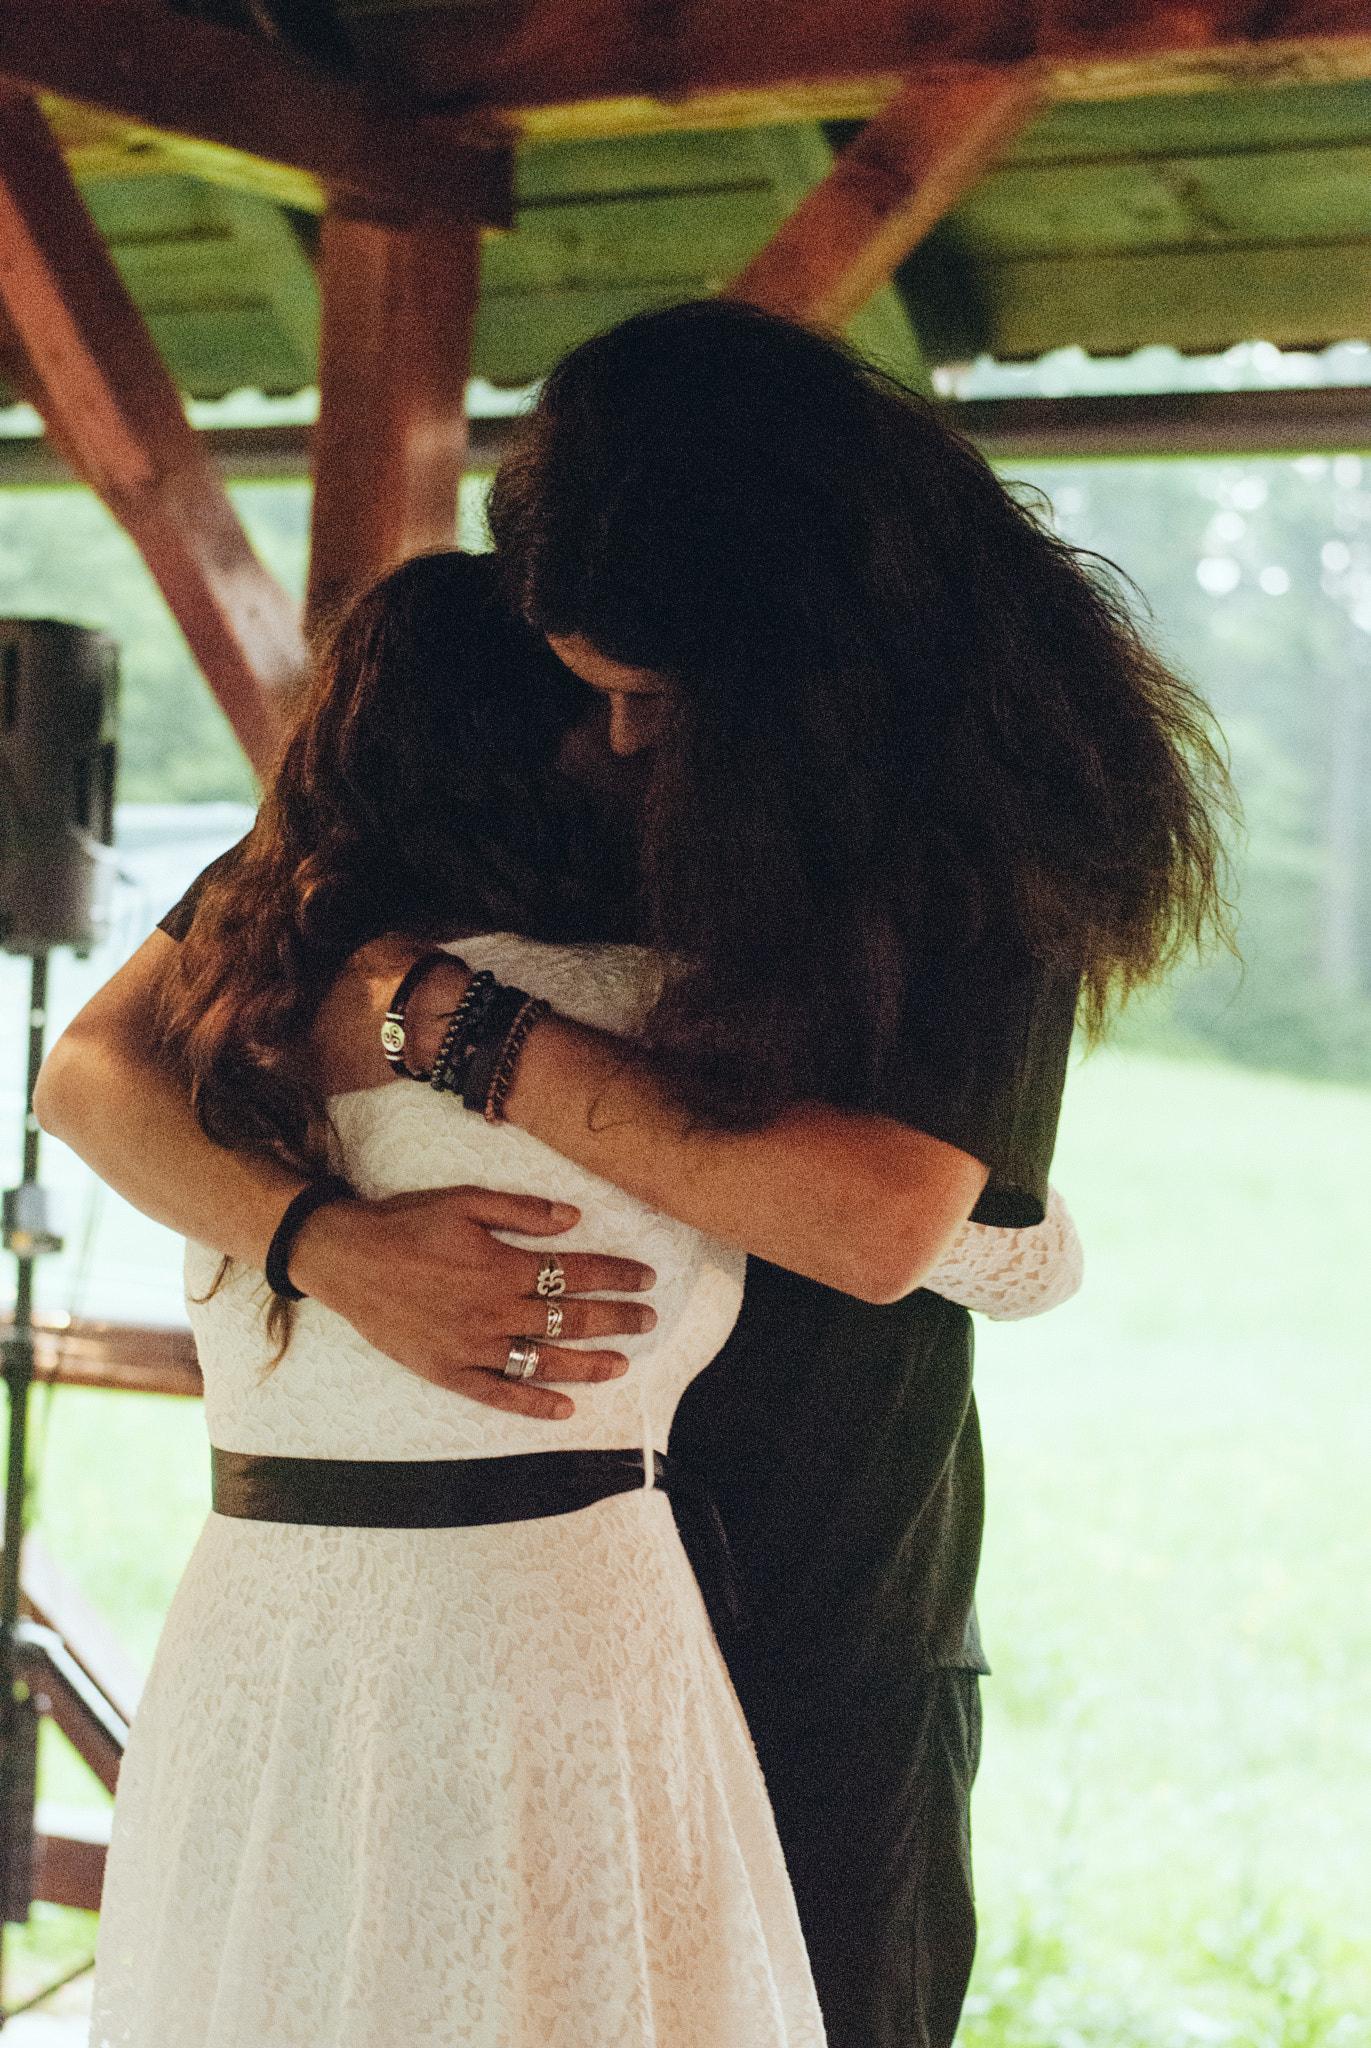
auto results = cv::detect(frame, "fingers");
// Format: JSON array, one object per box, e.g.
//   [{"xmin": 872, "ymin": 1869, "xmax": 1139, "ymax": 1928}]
[
  {"xmin": 514, "ymin": 1297, "xmax": 657, "ymax": 1346},
  {"xmin": 454, "ymin": 1188, "xmax": 583, "ymax": 1235},
  {"xmin": 447, "ymin": 1371, "xmax": 577, "ymax": 1422},
  {"xmin": 521, "ymin": 1251, "xmax": 656, "ymax": 1297},
  {"xmin": 490, "ymin": 1338, "xmax": 633, "ymax": 1385}
]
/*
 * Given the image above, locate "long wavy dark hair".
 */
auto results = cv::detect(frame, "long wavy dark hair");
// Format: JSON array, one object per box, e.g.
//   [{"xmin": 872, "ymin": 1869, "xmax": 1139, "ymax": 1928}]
[
  {"xmin": 159, "ymin": 550, "xmax": 632, "ymax": 1184},
  {"xmin": 491, "ymin": 298, "xmax": 1235, "ymax": 1124}
]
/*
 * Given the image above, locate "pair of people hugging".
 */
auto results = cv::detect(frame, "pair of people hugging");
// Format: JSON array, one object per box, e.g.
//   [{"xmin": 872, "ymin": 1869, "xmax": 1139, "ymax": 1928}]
[{"xmin": 43, "ymin": 302, "xmax": 1230, "ymax": 2048}]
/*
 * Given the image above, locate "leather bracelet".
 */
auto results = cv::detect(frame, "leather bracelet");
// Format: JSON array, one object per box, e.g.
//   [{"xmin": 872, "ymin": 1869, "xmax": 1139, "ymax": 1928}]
[
  {"xmin": 264, "ymin": 1176, "xmax": 353, "ymax": 1302},
  {"xmin": 458, "ymin": 983, "xmax": 535, "ymax": 1115},
  {"xmin": 381, "ymin": 952, "xmax": 455, "ymax": 1080}
]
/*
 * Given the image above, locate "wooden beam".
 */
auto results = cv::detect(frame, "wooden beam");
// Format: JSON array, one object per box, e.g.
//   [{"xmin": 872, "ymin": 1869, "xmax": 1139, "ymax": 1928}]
[
  {"xmin": 0, "ymin": 0, "xmax": 513, "ymax": 227},
  {"xmin": 11, "ymin": 1621, "xmax": 127, "ymax": 1797},
  {"xmin": 945, "ymin": 383, "xmax": 1371, "ymax": 459},
  {"xmin": 0, "ymin": 91, "xmax": 307, "ymax": 774},
  {"xmin": 981, "ymin": 240, "xmax": 1371, "ymax": 358},
  {"xmin": 0, "ymin": 1310, "xmax": 202, "ymax": 1397},
  {"xmin": 42, "ymin": 90, "xmax": 329, "ymax": 214},
  {"xmin": 0, "ymin": 417, "xmax": 519, "ymax": 487},
  {"xmin": 3, "ymin": 386, "xmax": 1369, "ymax": 492},
  {"xmin": 349, "ymin": 1, "xmax": 1371, "ymax": 114},
  {"xmin": 2, "ymin": 0, "xmax": 1369, "ymax": 162},
  {"xmin": 4, "ymin": 386, "xmax": 1371, "ymax": 493},
  {"xmin": 724, "ymin": 68, "xmax": 1047, "ymax": 328},
  {"xmin": 306, "ymin": 205, "xmax": 481, "ymax": 634},
  {"xmin": 33, "ymin": 1810, "xmax": 107, "ymax": 1912}
]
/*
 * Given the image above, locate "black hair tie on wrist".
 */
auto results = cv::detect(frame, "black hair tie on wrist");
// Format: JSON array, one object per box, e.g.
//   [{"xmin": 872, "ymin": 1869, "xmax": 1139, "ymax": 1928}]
[{"xmin": 265, "ymin": 1176, "xmax": 354, "ymax": 1303}]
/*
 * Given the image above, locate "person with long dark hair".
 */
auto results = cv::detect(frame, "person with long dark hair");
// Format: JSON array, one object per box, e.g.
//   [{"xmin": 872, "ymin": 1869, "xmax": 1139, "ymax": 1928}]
[
  {"xmin": 83, "ymin": 552, "xmax": 836, "ymax": 2045},
  {"xmin": 40, "ymin": 301, "xmax": 1229, "ymax": 2048}
]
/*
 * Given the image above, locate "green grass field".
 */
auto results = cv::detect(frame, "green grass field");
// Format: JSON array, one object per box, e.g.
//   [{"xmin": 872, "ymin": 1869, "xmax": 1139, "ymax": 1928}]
[
  {"xmin": 967, "ymin": 1050, "xmax": 1371, "ymax": 2046},
  {"xmin": 9, "ymin": 1047, "xmax": 1370, "ymax": 2040}
]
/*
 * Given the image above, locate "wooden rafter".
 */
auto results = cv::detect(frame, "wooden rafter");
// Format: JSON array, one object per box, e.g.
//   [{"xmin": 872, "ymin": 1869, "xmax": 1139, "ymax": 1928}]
[
  {"xmin": 306, "ymin": 206, "xmax": 480, "ymax": 634},
  {"xmin": 41, "ymin": 91, "xmax": 332, "ymax": 214},
  {"xmin": 351, "ymin": 1, "xmax": 1371, "ymax": 112},
  {"xmin": 0, "ymin": 0, "xmax": 513, "ymax": 226},
  {"xmin": 1, "ymin": 1, "xmax": 1366, "ymax": 167},
  {"xmin": 0, "ymin": 90, "xmax": 306, "ymax": 774},
  {"xmin": 505, "ymin": 34, "xmax": 1371, "ymax": 141},
  {"xmin": 725, "ymin": 67, "xmax": 1048, "ymax": 328}
]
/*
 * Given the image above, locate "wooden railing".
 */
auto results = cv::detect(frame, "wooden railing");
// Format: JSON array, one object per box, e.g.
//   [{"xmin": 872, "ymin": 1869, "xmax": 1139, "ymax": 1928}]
[
  {"xmin": 1, "ymin": 1312, "xmax": 202, "ymax": 1399},
  {"xmin": 3, "ymin": 1318, "xmax": 199, "ymax": 1910}
]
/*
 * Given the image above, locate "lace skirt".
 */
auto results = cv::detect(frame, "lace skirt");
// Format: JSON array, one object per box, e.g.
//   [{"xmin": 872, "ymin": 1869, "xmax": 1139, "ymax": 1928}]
[{"xmin": 90, "ymin": 1488, "xmax": 825, "ymax": 2048}]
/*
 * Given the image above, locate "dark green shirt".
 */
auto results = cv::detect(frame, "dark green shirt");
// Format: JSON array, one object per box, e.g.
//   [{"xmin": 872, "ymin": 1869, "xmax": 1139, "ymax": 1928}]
[{"xmin": 669, "ymin": 942, "xmax": 1076, "ymax": 1682}]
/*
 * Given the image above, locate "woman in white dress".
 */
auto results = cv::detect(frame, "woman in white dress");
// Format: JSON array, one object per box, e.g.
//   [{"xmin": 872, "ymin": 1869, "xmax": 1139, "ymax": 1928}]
[{"xmin": 89, "ymin": 549, "xmax": 1081, "ymax": 2048}]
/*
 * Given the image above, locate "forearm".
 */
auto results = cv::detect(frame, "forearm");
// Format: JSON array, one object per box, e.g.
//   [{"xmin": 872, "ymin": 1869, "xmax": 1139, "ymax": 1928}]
[
  {"xmin": 34, "ymin": 931, "xmax": 660, "ymax": 1416},
  {"xmin": 34, "ymin": 937, "xmax": 303, "ymax": 1266},
  {"xmin": 334, "ymin": 936, "xmax": 989, "ymax": 1304},
  {"xmin": 502, "ymin": 1011, "xmax": 988, "ymax": 1303}
]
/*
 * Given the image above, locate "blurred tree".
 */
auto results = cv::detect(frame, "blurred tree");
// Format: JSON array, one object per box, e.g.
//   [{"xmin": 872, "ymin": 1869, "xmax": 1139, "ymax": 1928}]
[
  {"xmin": 0, "ymin": 456, "xmax": 1365, "ymax": 1082},
  {"xmin": 1014, "ymin": 455, "xmax": 1371, "ymax": 1082}
]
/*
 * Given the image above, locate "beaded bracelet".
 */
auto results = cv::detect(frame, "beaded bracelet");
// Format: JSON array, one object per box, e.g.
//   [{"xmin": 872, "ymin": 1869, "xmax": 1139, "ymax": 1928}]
[{"xmin": 429, "ymin": 969, "xmax": 496, "ymax": 1094}]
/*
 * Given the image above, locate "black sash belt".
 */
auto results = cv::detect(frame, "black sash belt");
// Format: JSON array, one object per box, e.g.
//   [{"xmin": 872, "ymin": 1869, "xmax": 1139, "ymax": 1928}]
[{"xmin": 210, "ymin": 1445, "xmax": 748, "ymax": 1639}]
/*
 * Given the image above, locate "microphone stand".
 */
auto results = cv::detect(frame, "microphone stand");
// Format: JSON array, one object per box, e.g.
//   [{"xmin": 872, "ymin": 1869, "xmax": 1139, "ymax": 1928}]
[{"xmin": 0, "ymin": 954, "xmax": 64, "ymax": 2025}]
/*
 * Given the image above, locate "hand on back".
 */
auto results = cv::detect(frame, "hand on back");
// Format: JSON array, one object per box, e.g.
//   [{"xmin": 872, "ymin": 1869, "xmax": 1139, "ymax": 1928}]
[{"xmin": 288, "ymin": 1183, "xmax": 657, "ymax": 1421}]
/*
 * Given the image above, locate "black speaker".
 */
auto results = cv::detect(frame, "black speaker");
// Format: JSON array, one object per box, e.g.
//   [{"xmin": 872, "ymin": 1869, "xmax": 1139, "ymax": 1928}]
[{"xmin": 0, "ymin": 620, "xmax": 119, "ymax": 955}]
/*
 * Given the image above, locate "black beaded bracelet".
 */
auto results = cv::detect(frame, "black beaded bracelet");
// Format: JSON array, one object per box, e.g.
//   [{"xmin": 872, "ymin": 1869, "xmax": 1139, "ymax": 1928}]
[
  {"xmin": 265, "ymin": 1176, "xmax": 354, "ymax": 1303},
  {"xmin": 381, "ymin": 952, "xmax": 455, "ymax": 1080},
  {"xmin": 431, "ymin": 970, "xmax": 497, "ymax": 1095}
]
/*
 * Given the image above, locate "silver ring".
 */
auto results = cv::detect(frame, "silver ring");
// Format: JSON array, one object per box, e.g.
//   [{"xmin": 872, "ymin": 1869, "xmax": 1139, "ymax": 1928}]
[
  {"xmin": 545, "ymin": 1303, "xmax": 564, "ymax": 1340},
  {"xmin": 504, "ymin": 1342, "xmax": 540, "ymax": 1381},
  {"xmin": 535, "ymin": 1260, "xmax": 567, "ymax": 1300}
]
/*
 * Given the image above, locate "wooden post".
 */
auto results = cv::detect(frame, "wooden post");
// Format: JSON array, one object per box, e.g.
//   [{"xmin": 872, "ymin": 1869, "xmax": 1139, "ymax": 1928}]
[
  {"xmin": 724, "ymin": 67, "xmax": 1048, "ymax": 329},
  {"xmin": 0, "ymin": 91, "xmax": 306, "ymax": 774},
  {"xmin": 306, "ymin": 204, "xmax": 481, "ymax": 636}
]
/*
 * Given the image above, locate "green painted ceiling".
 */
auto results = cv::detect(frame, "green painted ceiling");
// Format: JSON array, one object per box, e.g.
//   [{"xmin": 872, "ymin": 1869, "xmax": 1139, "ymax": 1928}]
[{"xmin": 9, "ymin": 77, "xmax": 1370, "ymax": 407}]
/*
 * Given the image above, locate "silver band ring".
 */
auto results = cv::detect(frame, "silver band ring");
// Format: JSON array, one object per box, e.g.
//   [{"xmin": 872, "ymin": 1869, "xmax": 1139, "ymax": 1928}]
[
  {"xmin": 504, "ymin": 1342, "xmax": 540, "ymax": 1381},
  {"xmin": 545, "ymin": 1303, "xmax": 564, "ymax": 1340},
  {"xmin": 535, "ymin": 1260, "xmax": 567, "ymax": 1300}
]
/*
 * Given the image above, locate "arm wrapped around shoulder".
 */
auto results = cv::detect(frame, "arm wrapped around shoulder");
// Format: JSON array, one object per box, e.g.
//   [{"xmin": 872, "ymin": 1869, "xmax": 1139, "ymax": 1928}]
[{"xmin": 923, "ymin": 1184, "xmax": 1083, "ymax": 1321}]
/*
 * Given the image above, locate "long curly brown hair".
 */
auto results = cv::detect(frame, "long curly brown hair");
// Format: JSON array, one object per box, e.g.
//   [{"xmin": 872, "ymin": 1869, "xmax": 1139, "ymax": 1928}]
[
  {"xmin": 164, "ymin": 301, "xmax": 1235, "ymax": 1193},
  {"xmin": 491, "ymin": 299, "xmax": 1236, "ymax": 1123},
  {"xmin": 158, "ymin": 551, "xmax": 633, "ymax": 1189}
]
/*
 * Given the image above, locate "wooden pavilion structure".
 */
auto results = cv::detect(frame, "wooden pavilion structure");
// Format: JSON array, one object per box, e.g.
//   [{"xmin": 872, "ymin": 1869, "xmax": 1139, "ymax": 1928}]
[
  {"xmin": 0, "ymin": 0, "xmax": 1370, "ymax": 775},
  {"xmin": 1, "ymin": 0, "xmax": 1371, "ymax": 1926}
]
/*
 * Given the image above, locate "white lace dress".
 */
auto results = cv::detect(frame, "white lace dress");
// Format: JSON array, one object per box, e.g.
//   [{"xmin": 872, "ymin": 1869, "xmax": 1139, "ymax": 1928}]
[{"xmin": 90, "ymin": 937, "xmax": 827, "ymax": 2048}]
